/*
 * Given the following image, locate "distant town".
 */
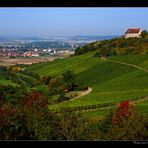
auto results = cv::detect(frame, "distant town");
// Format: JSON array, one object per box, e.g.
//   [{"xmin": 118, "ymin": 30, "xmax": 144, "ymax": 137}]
[
  {"xmin": 0, "ymin": 35, "xmax": 117, "ymax": 58},
  {"xmin": 0, "ymin": 35, "xmax": 118, "ymax": 66},
  {"xmin": 0, "ymin": 39, "xmax": 76, "ymax": 58}
]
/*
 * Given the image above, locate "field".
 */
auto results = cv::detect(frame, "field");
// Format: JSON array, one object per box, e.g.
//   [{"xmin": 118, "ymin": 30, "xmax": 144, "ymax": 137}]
[
  {"xmin": 0, "ymin": 56, "xmax": 59, "ymax": 66},
  {"xmin": 26, "ymin": 52, "xmax": 148, "ymax": 118}
]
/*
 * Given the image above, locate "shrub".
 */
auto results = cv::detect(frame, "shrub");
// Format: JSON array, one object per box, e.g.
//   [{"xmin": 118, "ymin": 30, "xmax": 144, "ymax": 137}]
[
  {"xmin": 61, "ymin": 70, "xmax": 77, "ymax": 91},
  {"xmin": 75, "ymin": 33, "xmax": 148, "ymax": 56},
  {"xmin": 104, "ymin": 101, "xmax": 148, "ymax": 140},
  {"xmin": 42, "ymin": 75, "xmax": 53, "ymax": 85}
]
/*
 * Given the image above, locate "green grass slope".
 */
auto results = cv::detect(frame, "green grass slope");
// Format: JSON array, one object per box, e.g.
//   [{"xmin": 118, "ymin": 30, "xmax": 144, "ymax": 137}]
[
  {"xmin": 0, "ymin": 71, "xmax": 41, "ymax": 88},
  {"xmin": 26, "ymin": 52, "xmax": 148, "ymax": 112},
  {"xmin": 27, "ymin": 52, "xmax": 101, "ymax": 76}
]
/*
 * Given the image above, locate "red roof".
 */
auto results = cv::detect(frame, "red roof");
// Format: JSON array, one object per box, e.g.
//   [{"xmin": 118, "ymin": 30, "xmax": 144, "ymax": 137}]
[{"xmin": 125, "ymin": 28, "xmax": 140, "ymax": 34}]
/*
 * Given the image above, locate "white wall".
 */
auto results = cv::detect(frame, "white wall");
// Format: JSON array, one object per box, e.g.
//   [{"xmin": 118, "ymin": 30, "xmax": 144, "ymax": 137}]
[{"xmin": 125, "ymin": 30, "xmax": 141, "ymax": 39}]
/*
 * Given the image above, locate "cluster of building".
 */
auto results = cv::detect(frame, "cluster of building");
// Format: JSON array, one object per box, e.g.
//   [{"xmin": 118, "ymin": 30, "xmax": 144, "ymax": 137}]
[
  {"xmin": 0, "ymin": 49, "xmax": 22, "ymax": 57},
  {"xmin": 0, "ymin": 48, "xmax": 75, "ymax": 58}
]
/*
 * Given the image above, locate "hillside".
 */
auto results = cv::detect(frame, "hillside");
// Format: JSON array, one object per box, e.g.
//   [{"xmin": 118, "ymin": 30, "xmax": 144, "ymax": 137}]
[
  {"xmin": 0, "ymin": 66, "xmax": 41, "ymax": 88},
  {"xmin": 1, "ymin": 36, "xmax": 148, "ymax": 126},
  {"xmin": 1, "ymin": 43, "xmax": 148, "ymax": 140},
  {"xmin": 26, "ymin": 52, "xmax": 148, "ymax": 115},
  {"xmin": 75, "ymin": 31, "xmax": 148, "ymax": 56}
]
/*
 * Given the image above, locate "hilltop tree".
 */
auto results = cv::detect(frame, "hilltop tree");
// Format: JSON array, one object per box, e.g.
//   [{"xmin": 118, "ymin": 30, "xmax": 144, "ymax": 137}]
[
  {"xmin": 75, "ymin": 34, "xmax": 148, "ymax": 56},
  {"xmin": 141, "ymin": 30, "xmax": 148, "ymax": 38}
]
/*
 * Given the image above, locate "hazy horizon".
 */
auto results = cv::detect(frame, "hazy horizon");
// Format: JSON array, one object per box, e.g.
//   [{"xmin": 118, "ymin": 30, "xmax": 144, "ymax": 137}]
[
  {"xmin": 0, "ymin": 34, "xmax": 120, "ymax": 38},
  {"xmin": 0, "ymin": 8, "xmax": 148, "ymax": 36}
]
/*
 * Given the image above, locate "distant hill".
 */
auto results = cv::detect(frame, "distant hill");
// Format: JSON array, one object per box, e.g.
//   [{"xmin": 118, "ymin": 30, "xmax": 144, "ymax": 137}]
[
  {"xmin": 0, "ymin": 35, "xmax": 119, "ymax": 41},
  {"xmin": 74, "ymin": 31, "xmax": 148, "ymax": 56},
  {"xmin": 69, "ymin": 35, "xmax": 120, "ymax": 41}
]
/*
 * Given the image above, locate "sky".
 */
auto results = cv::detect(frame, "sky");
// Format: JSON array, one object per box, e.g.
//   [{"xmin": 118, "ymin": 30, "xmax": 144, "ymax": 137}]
[{"xmin": 0, "ymin": 8, "xmax": 148, "ymax": 37}]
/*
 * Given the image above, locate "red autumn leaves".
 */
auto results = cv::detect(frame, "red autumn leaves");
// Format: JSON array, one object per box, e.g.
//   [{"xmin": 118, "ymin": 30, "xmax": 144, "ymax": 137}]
[
  {"xmin": 22, "ymin": 90, "xmax": 48, "ymax": 110},
  {"xmin": 112, "ymin": 100, "xmax": 133, "ymax": 125},
  {"xmin": 0, "ymin": 104, "xmax": 16, "ymax": 127},
  {"xmin": 117, "ymin": 100, "xmax": 130, "ymax": 116}
]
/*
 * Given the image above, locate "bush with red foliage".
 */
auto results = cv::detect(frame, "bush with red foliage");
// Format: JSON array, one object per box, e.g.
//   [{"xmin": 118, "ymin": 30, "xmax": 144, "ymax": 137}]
[
  {"xmin": 112, "ymin": 100, "xmax": 134, "ymax": 125},
  {"xmin": 21, "ymin": 91, "xmax": 52, "ymax": 140},
  {"xmin": 22, "ymin": 90, "xmax": 48, "ymax": 111},
  {"xmin": 117, "ymin": 100, "xmax": 130, "ymax": 116},
  {"xmin": 103, "ymin": 100, "xmax": 148, "ymax": 140},
  {"xmin": 0, "ymin": 103, "xmax": 16, "ymax": 127}
]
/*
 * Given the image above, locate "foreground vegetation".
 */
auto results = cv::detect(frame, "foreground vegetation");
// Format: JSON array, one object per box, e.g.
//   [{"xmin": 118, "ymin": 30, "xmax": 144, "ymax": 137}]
[{"xmin": 0, "ymin": 87, "xmax": 148, "ymax": 140}]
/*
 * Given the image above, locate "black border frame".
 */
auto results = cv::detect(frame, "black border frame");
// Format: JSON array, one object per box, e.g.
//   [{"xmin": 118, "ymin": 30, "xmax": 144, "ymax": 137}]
[
  {"xmin": 0, "ymin": 0, "xmax": 148, "ymax": 146},
  {"xmin": 0, "ymin": 0, "xmax": 148, "ymax": 7}
]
